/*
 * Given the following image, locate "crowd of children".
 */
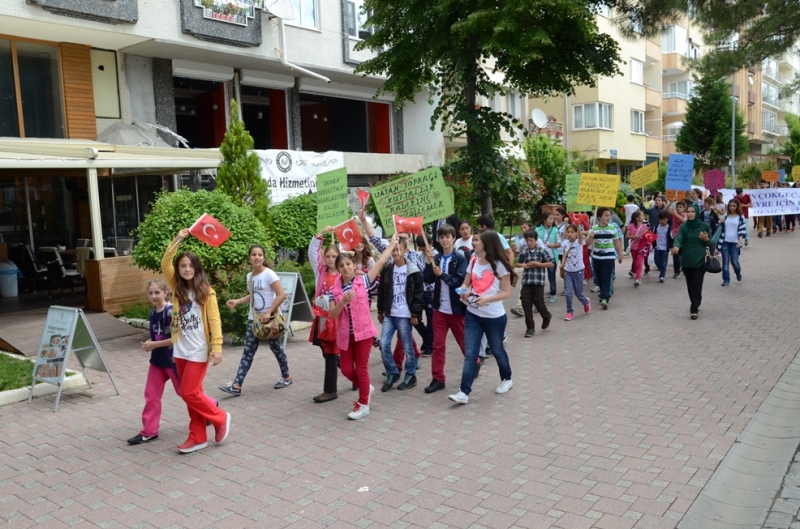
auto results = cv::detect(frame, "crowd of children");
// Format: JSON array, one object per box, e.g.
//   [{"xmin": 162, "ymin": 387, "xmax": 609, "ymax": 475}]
[{"xmin": 129, "ymin": 181, "xmax": 792, "ymax": 447}]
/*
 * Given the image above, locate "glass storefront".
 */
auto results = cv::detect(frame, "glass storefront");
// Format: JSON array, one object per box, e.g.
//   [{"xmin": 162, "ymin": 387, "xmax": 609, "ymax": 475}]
[{"xmin": 0, "ymin": 176, "xmax": 71, "ymax": 247}]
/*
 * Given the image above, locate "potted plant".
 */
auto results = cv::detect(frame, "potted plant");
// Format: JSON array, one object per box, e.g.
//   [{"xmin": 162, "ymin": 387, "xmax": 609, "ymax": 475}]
[{"xmin": 201, "ymin": 0, "xmax": 214, "ymax": 17}]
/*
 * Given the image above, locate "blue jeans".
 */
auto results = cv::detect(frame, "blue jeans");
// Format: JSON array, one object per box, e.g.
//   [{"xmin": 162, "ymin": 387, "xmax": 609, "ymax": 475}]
[
  {"xmin": 546, "ymin": 266, "xmax": 557, "ymax": 296},
  {"xmin": 380, "ymin": 316, "xmax": 417, "ymax": 376},
  {"xmin": 461, "ymin": 312, "xmax": 512, "ymax": 395},
  {"xmin": 654, "ymin": 249, "xmax": 669, "ymax": 279},
  {"xmin": 720, "ymin": 241, "xmax": 741, "ymax": 283},
  {"xmin": 592, "ymin": 258, "xmax": 615, "ymax": 301}
]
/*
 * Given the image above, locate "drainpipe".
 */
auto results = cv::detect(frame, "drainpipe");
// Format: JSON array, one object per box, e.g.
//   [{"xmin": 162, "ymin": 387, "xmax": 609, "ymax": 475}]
[
  {"xmin": 564, "ymin": 94, "xmax": 571, "ymax": 152},
  {"xmin": 276, "ymin": 19, "xmax": 331, "ymax": 83}
]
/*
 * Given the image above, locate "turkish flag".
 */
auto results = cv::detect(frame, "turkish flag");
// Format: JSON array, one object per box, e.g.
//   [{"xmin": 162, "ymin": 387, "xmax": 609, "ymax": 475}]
[
  {"xmin": 189, "ymin": 213, "xmax": 231, "ymax": 247},
  {"xmin": 568, "ymin": 213, "xmax": 589, "ymax": 226},
  {"xmin": 357, "ymin": 189, "xmax": 370, "ymax": 208},
  {"xmin": 643, "ymin": 231, "xmax": 657, "ymax": 245},
  {"xmin": 393, "ymin": 214, "xmax": 424, "ymax": 235},
  {"xmin": 334, "ymin": 218, "xmax": 360, "ymax": 251}
]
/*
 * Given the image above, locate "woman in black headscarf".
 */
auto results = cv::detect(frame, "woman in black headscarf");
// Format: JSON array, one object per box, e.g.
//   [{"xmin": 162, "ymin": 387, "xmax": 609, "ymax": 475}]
[{"xmin": 671, "ymin": 204, "xmax": 712, "ymax": 320}]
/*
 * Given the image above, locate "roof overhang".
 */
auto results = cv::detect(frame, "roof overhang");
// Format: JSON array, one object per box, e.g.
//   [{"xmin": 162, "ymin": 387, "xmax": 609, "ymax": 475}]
[{"xmin": 0, "ymin": 138, "xmax": 222, "ymax": 173}]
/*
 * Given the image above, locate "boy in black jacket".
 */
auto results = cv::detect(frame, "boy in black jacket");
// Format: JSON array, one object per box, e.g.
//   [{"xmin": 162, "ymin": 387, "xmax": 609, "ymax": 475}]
[
  {"xmin": 378, "ymin": 237, "xmax": 425, "ymax": 392},
  {"xmin": 422, "ymin": 223, "xmax": 468, "ymax": 394}
]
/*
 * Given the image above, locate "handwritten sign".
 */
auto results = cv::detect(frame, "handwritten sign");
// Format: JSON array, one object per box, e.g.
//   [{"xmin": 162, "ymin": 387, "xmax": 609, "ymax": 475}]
[
  {"xmin": 762, "ymin": 170, "xmax": 780, "ymax": 183},
  {"xmin": 576, "ymin": 173, "xmax": 620, "ymax": 207},
  {"xmin": 371, "ymin": 167, "xmax": 454, "ymax": 235},
  {"xmin": 779, "ymin": 169, "xmax": 786, "ymax": 183},
  {"xmin": 629, "ymin": 162, "xmax": 659, "ymax": 189},
  {"xmin": 316, "ymin": 168, "xmax": 351, "ymax": 232},
  {"xmin": 793, "ymin": 166, "xmax": 800, "ymax": 180},
  {"xmin": 665, "ymin": 190, "xmax": 686, "ymax": 202},
  {"xmin": 666, "ymin": 154, "xmax": 694, "ymax": 190},
  {"xmin": 565, "ymin": 174, "xmax": 592, "ymax": 212},
  {"xmin": 704, "ymin": 169, "xmax": 725, "ymax": 194}
]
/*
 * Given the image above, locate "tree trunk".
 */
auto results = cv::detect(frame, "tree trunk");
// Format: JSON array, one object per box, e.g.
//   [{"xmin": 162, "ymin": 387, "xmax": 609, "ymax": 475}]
[{"xmin": 464, "ymin": 64, "xmax": 493, "ymax": 217}]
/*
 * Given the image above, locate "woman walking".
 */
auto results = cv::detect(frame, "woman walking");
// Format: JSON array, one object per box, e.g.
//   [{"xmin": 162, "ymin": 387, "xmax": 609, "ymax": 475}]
[
  {"xmin": 220, "ymin": 245, "xmax": 291, "ymax": 396},
  {"xmin": 671, "ymin": 205, "xmax": 712, "ymax": 320},
  {"xmin": 448, "ymin": 230, "xmax": 517, "ymax": 404},
  {"xmin": 718, "ymin": 200, "xmax": 746, "ymax": 286}
]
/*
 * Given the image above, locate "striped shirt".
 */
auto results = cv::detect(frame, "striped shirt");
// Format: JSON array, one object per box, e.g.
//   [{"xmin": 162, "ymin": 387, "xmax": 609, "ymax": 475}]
[{"xmin": 591, "ymin": 223, "xmax": 622, "ymax": 260}]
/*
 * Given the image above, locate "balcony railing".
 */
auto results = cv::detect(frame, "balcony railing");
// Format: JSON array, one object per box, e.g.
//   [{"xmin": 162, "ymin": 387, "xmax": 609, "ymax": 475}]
[
  {"xmin": 662, "ymin": 91, "xmax": 692, "ymax": 100},
  {"xmin": 777, "ymin": 125, "xmax": 790, "ymax": 136},
  {"xmin": 763, "ymin": 67, "xmax": 781, "ymax": 82},
  {"xmin": 193, "ymin": 0, "xmax": 259, "ymax": 26},
  {"xmin": 781, "ymin": 100, "xmax": 796, "ymax": 113},
  {"xmin": 762, "ymin": 95, "xmax": 779, "ymax": 109},
  {"xmin": 762, "ymin": 121, "xmax": 778, "ymax": 134}
]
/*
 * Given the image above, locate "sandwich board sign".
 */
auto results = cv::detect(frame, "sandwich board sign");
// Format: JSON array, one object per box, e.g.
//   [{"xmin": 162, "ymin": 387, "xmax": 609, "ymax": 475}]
[
  {"xmin": 276, "ymin": 272, "xmax": 313, "ymax": 350},
  {"xmin": 28, "ymin": 306, "xmax": 119, "ymax": 412}
]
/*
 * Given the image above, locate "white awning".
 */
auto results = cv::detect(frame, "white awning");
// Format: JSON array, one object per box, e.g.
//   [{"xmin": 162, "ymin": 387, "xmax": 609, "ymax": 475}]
[{"xmin": 0, "ymin": 138, "xmax": 222, "ymax": 172}]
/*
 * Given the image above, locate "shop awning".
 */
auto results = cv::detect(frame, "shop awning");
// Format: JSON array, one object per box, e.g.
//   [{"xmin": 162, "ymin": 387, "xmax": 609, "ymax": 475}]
[{"xmin": 0, "ymin": 137, "xmax": 222, "ymax": 172}]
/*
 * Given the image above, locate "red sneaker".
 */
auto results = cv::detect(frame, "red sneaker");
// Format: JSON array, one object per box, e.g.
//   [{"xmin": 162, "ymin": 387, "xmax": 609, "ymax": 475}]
[
  {"xmin": 584, "ymin": 302, "xmax": 591, "ymax": 314},
  {"xmin": 177, "ymin": 440, "xmax": 207, "ymax": 453},
  {"xmin": 215, "ymin": 412, "xmax": 231, "ymax": 443}
]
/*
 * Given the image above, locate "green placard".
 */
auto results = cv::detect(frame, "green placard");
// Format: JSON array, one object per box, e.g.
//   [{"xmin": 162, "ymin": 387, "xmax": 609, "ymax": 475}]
[
  {"xmin": 316, "ymin": 168, "xmax": 351, "ymax": 232},
  {"xmin": 565, "ymin": 173, "xmax": 592, "ymax": 212},
  {"xmin": 371, "ymin": 167, "xmax": 454, "ymax": 235}
]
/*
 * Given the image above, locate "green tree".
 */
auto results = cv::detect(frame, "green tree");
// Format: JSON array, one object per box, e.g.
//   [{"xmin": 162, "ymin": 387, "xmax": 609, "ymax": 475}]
[
  {"xmin": 270, "ymin": 193, "xmax": 318, "ymax": 262},
  {"xmin": 216, "ymin": 99, "xmax": 270, "ymax": 224},
  {"xmin": 355, "ymin": 0, "xmax": 621, "ymax": 216},
  {"xmin": 675, "ymin": 76, "xmax": 747, "ymax": 171},
  {"xmin": 781, "ymin": 113, "xmax": 800, "ymax": 168},
  {"xmin": 523, "ymin": 135, "xmax": 570, "ymax": 210}
]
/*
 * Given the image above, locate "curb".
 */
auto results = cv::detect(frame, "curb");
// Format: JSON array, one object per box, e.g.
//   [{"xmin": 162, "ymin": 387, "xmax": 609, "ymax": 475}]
[{"xmin": 0, "ymin": 351, "xmax": 88, "ymax": 407}]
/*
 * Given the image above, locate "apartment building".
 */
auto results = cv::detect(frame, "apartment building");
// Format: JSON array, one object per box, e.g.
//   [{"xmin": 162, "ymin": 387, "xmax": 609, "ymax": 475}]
[{"xmin": 527, "ymin": 7, "xmax": 662, "ymax": 179}]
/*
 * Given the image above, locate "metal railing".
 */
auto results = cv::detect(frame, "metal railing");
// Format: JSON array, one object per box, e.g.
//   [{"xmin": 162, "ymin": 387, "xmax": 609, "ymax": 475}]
[
  {"xmin": 662, "ymin": 91, "xmax": 692, "ymax": 100},
  {"xmin": 763, "ymin": 67, "xmax": 781, "ymax": 82},
  {"xmin": 762, "ymin": 95, "xmax": 780, "ymax": 108},
  {"xmin": 762, "ymin": 121, "xmax": 778, "ymax": 134},
  {"xmin": 193, "ymin": 0, "xmax": 258, "ymax": 26}
]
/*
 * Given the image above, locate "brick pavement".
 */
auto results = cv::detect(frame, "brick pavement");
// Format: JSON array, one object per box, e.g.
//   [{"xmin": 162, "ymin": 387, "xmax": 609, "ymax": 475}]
[{"xmin": 1, "ymin": 230, "xmax": 799, "ymax": 529}]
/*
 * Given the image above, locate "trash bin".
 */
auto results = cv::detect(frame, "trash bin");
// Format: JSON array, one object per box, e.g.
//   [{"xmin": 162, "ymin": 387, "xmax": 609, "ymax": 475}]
[{"xmin": 0, "ymin": 260, "xmax": 20, "ymax": 297}]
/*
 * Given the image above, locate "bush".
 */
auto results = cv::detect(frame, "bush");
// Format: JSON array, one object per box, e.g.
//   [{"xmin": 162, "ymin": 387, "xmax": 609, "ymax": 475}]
[
  {"xmin": 270, "ymin": 193, "xmax": 318, "ymax": 258},
  {"xmin": 213, "ymin": 264, "xmax": 250, "ymax": 344},
  {"xmin": 121, "ymin": 301, "xmax": 151, "ymax": 320}
]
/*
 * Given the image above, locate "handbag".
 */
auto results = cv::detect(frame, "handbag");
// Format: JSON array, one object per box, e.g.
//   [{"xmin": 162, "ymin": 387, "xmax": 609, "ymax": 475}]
[
  {"xmin": 703, "ymin": 248, "xmax": 722, "ymax": 274},
  {"xmin": 249, "ymin": 276, "xmax": 286, "ymax": 341}
]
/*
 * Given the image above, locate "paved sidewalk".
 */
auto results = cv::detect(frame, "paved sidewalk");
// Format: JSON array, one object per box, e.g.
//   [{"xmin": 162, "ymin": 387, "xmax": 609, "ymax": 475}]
[{"xmin": 2, "ymin": 231, "xmax": 799, "ymax": 529}]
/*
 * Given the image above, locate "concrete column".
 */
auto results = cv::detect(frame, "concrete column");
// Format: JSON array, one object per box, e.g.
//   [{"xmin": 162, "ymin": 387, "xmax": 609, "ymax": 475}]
[
  {"xmin": 291, "ymin": 78, "xmax": 302, "ymax": 150},
  {"xmin": 86, "ymin": 168, "xmax": 104, "ymax": 261}
]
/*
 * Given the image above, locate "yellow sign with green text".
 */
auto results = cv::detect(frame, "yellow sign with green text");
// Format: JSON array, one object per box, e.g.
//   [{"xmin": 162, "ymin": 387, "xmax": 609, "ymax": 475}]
[
  {"xmin": 792, "ymin": 166, "xmax": 800, "ymax": 180},
  {"xmin": 629, "ymin": 162, "xmax": 659, "ymax": 189},
  {"xmin": 576, "ymin": 173, "xmax": 620, "ymax": 207}
]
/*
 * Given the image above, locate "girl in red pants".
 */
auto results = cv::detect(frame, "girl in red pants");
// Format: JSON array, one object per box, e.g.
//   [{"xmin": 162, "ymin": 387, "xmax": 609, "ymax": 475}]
[
  {"xmin": 627, "ymin": 211, "xmax": 650, "ymax": 287},
  {"xmin": 329, "ymin": 233, "xmax": 398, "ymax": 420},
  {"xmin": 162, "ymin": 229, "xmax": 230, "ymax": 453}
]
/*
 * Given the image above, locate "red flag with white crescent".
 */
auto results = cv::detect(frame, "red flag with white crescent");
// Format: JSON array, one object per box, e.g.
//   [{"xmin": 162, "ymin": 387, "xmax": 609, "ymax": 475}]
[
  {"xmin": 393, "ymin": 215, "xmax": 424, "ymax": 235},
  {"xmin": 189, "ymin": 213, "xmax": 231, "ymax": 247},
  {"xmin": 357, "ymin": 189, "xmax": 370, "ymax": 208},
  {"xmin": 334, "ymin": 218, "xmax": 360, "ymax": 251}
]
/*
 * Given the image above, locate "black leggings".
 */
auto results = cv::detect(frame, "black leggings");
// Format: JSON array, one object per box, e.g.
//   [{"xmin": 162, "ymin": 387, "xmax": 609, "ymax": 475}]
[
  {"xmin": 682, "ymin": 266, "xmax": 705, "ymax": 314},
  {"xmin": 322, "ymin": 350, "xmax": 338, "ymax": 394}
]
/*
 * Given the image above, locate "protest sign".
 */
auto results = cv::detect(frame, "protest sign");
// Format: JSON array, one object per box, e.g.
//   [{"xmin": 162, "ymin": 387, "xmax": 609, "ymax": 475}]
[
  {"xmin": 565, "ymin": 174, "xmax": 592, "ymax": 212},
  {"xmin": 576, "ymin": 173, "xmax": 620, "ymax": 207},
  {"xmin": 665, "ymin": 190, "xmax": 686, "ymax": 202},
  {"xmin": 762, "ymin": 170, "xmax": 780, "ymax": 182},
  {"xmin": 257, "ymin": 150, "xmax": 343, "ymax": 204},
  {"xmin": 630, "ymin": 163, "xmax": 659, "ymax": 189},
  {"xmin": 704, "ymin": 170, "xmax": 725, "ymax": 193},
  {"xmin": 747, "ymin": 188, "xmax": 800, "ymax": 216},
  {"xmin": 666, "ymin": 154, "xmax": 694, "ymax": 190},
  {"xmin": 316, "ymin": 168, "xmax": 351, "ymax": 232},
  {"xmin": 371, "ymin": 167, "xmax": 454, "ymax": 235},
  {"xmin": 793, "ymin": 166, "xmax": 800, "ymax": 180},
  {"xmin": 780, "ymin": 169, "xmax": 786, "ymax": 183}
]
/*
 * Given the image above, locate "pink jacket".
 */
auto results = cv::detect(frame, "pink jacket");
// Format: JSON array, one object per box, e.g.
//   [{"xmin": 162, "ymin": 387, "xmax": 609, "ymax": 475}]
[
  {"xmin": 628, "ymin": 223, "xmax": 649, "ymax": 252},
  {"xmin": 331, "ymin": 276, "xmax": 376, "ymax": 350}
]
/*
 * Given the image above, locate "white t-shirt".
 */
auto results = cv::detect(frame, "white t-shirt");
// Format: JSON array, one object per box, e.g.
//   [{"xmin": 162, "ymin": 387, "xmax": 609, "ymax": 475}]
[
  {"xmin": 724, "ymin": 216, "xmax": 741, "ymax": 243},
  {"xmin": 466, "ymin": 259, "xmax": 509, "ymax": 319},
  {"xmin": 623, "ymin": 204, "xmax": 639, "ymax": 226},
  {"xmin": 173, "ymin": 292, "xmax": 207, "ymax": 363},
  {"xmin": 391, "ymin": 264, "xmax": 411, "ymax": 318},
  {"xmin": 456, "ymin": 237, "xmax": 473, "ymax": 254},
  {"xmin": 560, "ymin": 239, "xmax": 585, "ymax": 272},
  {"xmin": 438, "ymin": 253, "xmax": 454, "ymax": 315},
  {"xmin": 248, "ymin": 268, "xmax": 280, "ymax": 321}
]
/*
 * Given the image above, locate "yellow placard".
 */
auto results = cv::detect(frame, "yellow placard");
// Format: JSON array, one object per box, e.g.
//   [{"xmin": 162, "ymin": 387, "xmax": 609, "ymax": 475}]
[
  {"xmin": 792, "ymin": 166, "xmax": 800, "ymax": 179},
  {"xmin": 762, "ymin": 170, "xmax": 780, "ymax": 182},
  {"xmin": 629, "ymin": 162, "xmax": 659, "ymax": 189},
  {"xmin": 576, "ymin": 173, "xmax": 620, "ymax": 207}
]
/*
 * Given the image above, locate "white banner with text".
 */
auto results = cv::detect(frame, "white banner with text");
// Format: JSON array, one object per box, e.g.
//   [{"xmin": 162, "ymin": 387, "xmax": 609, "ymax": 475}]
[
  {"xmin": 256, "ymin": 150, "xmax": 344, "ymax": 204},
  {"xmin": 721, "ymin": 188, "xmax": 800, "ymax": 216}
]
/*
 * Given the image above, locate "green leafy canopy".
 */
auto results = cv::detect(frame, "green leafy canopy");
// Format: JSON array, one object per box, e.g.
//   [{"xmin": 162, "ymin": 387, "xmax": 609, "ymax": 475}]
[{"xmin": 270, "ymin": 193, "xmax": 318, "ymax": 254}]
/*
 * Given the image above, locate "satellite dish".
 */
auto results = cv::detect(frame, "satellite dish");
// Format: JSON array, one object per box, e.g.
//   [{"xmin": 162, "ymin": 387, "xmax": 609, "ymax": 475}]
[
  {"xmin": 531, "ymin": 108, "xmax": 548, "ymax": 129},
  {"xmin": 263, "ymin": 0, "xmax": 296, "ymax": 19}
]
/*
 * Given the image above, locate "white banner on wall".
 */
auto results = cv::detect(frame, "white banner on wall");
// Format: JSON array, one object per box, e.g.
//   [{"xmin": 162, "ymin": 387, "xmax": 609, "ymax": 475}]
[
  {"xmin": 720, "ymin": 188, "xmax": 800, "ymax": 216},
  {"xmin": 256, "ymin": 150, "xmax": 344, "ymax": 204}
]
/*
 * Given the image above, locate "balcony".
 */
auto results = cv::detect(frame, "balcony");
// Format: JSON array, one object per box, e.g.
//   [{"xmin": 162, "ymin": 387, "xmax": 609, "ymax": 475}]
[
  {"xmin": 646, "ymin": 135, "xmax": 661, "ymax": 154},
  {"xmin": 762, "ymin": 121, "xmax": 778, "ymax": 135},
  {"xmin": 780, "ymin": 99, "xmax": 796, "ymax": 114},
  {"xmin": 27, "ymin": 0, "xmax": 138, "ymax": 24},
  {"xmin": 748, "ymin": 91, "xmax": 757, "ymax": 107},
  {"xmin": 662, "ymin": 54, "xmax": 686, "ymax": 72},
  {"xmin": 645, "ymin": 87, "xmax": 661, "ymax": 109},
  {"xmin": 645, "ymin": 39, "xmax": 661, "ymax": 65},
  {"xmin": 762, "ymin": 95, "xmax": 780, "ymax": 110},
  {"xmin": 180, "ymin": 0, "xmax": 264, "ymax": 47},
  {"xmin": 777, "ymin": 125, "xmax": 790, "ymax": 137},
  {"xmin": 763, "ymin": 66, "xmax": 781, "ymax": 84},
  {"xmin": 747, "ymin": 121, "xmax": 756, "ymax": 134},
  {"xmin": 662, "ymin": 96, "xmax": 688, "ymax": 116}
]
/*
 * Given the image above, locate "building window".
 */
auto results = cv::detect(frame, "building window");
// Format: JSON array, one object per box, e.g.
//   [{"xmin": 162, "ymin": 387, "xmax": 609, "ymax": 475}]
[
  {"xmin": 762, "ymin": 109, "xmax": 777, "ymax": 133},
  {"xmin": 663, "ymin": 123, "xmax": 682, "ymax": 140},
  {"xmin": 665, "ymin": 81, "xmax": 695, "ymax": 99},
  {"xmin": 573, "ymin": 102, "xmax": 612, "ymax": 130},
  {"xmin": 631, "ymin": 110, "xmax": 645, "ymax": 134},
  {"xmin": 0, "ymin": 38, "xmax": 66, "ymax": 139},
  {"xmin": 346, "ymin": 0, "xmax": 374, "ymax": 39},
  {"xmin": 596, "ymin": 5, "xmax": 611, "ymax": 18},
  {"xmin": 630, "ymin": 59, "xmax": 644, "ymax": 85},
  {"xmin": 762, "ymin": 82, "xmax": 778, "ymax": 106},
  {"xmin": 506, "ymin": 93, "xmax": 522, "ymax": 120},
  {"xmin": 762, "ymin": 57, "xmax": 778, "ymax": 80},
  {"xmin": 662, "ymin": 24, "xmax": 687, "ymax": 55},
  {"xmin": 289, "ymin": 0, "xmax": 318, "ymax": 29}
]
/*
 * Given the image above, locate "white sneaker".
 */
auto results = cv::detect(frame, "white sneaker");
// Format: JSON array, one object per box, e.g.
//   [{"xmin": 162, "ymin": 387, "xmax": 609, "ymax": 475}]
[
  {"xmin": 448, "ymin": 391, "xmax": 469, "ymax": 404},
  {"xmin": 591, "ymin": 286, "xmax": 600, "ymax": 293},
  {"xmin": 503, "ymin": 334, "xmax": 508, "ymax": 344},
  {"xmin": 369, "ymin": 384, "xmax": 375, "ymax": 404},
  {"xmin": 496, "ymin": 380, "xmax": 513, "ymax": 394},
  {"xmin": 348, "ymin": 402, "xmax": 370, "ymax": 420}
]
